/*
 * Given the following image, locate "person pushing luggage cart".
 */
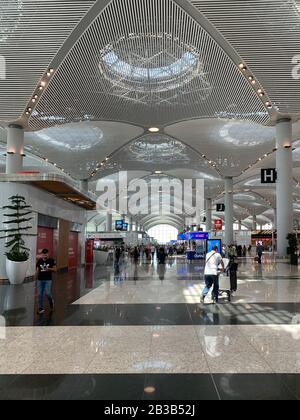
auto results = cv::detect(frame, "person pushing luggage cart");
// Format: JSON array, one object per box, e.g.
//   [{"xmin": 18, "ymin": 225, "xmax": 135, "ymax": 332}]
[{"xmin": 200, "ymin": 246, "xmax": 225, "ymax": 304}]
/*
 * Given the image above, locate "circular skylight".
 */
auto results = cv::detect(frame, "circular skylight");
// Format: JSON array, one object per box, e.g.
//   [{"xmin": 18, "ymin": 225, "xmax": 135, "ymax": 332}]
[
  {"xmin": 129, "ymin": 134, "xmax": 187, "ymax": 162},
  {"xmin": 98, "ymin": 32, "xmax": 209, "ymax": 101}
]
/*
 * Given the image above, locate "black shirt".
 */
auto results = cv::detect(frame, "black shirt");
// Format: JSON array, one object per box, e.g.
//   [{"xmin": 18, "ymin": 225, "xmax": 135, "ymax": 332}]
[{"xmin": 36, "ymin": 258, "xmax": 56, "ymax": 281}]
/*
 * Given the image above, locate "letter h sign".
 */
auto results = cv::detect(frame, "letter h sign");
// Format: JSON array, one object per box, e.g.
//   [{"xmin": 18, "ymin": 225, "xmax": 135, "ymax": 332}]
[{"xmin": 261, "ymin": 169, "xmax": 277, "ymax": 184}]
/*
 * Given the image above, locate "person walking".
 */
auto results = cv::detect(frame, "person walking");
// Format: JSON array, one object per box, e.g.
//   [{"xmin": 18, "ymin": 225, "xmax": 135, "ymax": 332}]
[
  {"xmin": 36, "ymin": 249, "xmax": 56, "ymax": 315},
  {"xmin": 256, "ymin": 243, "xmax": 264, "ymax": 264},
  {"xmin": 200, "ymin": 246, "xmax": 224, "ymax": 304}
]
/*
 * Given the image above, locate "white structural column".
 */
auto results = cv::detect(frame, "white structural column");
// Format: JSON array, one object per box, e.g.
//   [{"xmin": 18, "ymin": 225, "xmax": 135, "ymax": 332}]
[
  {"xmin": 6, "ymin": 124, "xmax": 24, "ymax": 174},
  {"xmin": 106, "ymin": 213, "xmax": 112, "ymax": 232},
  {"xmin": 276, "ymin": 119, "xmax": 293, "ymax": 257},
  {"xmin": 129, "ymin": 217, "xmax": 133, "ymax": 232},
  {"xmin": 80, "ymin": 180, "xmax": 88, "ymax": 191},
  {"xmin": 252, "ymin": 215, "xmax": 257, "ymax": 231},
  {"xmin": 225, "ymin": 177, "xmax": 234, "ymax": 245},
  {"xmin": 273, "ymin": 208, "xmax": 277, "ymax": 230},
  {"xmin": 205, "ymin": 198, "xmax": 212, "ymax": 231}
]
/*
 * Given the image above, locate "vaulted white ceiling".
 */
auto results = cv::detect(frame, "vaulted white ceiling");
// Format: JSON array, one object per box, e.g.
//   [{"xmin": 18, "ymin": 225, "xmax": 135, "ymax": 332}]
[{"xmin": 2, "ymin": 0, "xmax": 300, "ymax": 228}]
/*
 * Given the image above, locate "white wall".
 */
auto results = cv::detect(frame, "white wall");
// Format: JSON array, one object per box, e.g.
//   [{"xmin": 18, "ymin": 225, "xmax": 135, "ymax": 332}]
[{"xmin": 0, "ymin": 183, "xmax": 86, "ymax": 279}]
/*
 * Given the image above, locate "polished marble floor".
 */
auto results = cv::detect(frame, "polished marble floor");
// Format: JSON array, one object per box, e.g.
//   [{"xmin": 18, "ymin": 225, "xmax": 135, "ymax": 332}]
[{"xmin": 0, "ymin": 256, "xmax": 300, "ymax": 400}]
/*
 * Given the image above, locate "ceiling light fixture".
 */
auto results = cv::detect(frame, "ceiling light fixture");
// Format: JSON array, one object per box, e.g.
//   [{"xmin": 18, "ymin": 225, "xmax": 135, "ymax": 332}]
[
  {"xmin": 149, "ymin": 127, "xmax": 160, "ymax": 133},
  {"xmin": 238, "ymin": 63, "xmax": 247, "ymax": 71}
]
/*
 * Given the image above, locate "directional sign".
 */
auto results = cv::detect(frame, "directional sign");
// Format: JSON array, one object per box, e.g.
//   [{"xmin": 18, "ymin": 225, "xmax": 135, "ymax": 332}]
[{"xmin": 216, "ymin": 204, "xmax": 225, "ymax": 212}]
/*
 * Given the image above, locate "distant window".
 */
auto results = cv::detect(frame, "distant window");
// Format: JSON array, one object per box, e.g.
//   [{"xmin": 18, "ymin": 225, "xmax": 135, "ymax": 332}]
[{"xmin": 148, "ymin": 225, "xmax": 178, "ymax": 244}]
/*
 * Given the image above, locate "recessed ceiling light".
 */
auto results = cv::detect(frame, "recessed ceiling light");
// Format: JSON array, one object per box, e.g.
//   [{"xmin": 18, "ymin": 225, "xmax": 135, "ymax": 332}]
[
  {"xmin": 155, "ymin": 171, "xmax": 162, "ymax": 174},
  {"xmin": 149, "ymin": 127, "xmax": 160, "ymax": 133}
]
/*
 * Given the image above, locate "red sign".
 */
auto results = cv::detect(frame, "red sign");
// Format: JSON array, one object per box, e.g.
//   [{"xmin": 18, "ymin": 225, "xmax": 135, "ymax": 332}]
[
  {"xmin": 37, "ymin": 227, "xmax": 54, "ymax": 257},
  {"xmin": 214, "ymin": 219, "xmax": 223, "ymax": 231},
  {"xmin": 69, "ymin": 232, "xmax": 79, "ymax": 269},
  {"xmin": 85, "ymin": 239, "xmax": 94, "ymax": 264}
]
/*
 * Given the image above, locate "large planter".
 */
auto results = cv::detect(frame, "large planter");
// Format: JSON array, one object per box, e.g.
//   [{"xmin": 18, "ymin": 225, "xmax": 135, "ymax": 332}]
[
  {"xmin": 93, "ymin": 250, "xmax": 109, "ymax": 265},
  {"xmin": 290, "ymin": 253, "xmax": 298, "ymax": 266},
  {"xmin": 6, "ymin": 259, "xmax": 29, "ymax": 285}
]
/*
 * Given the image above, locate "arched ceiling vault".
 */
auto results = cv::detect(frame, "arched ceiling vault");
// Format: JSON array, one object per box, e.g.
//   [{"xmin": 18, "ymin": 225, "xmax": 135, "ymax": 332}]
[{"xmin": 2, "ymin": 1, "xmax": 300, "ymax": 224}]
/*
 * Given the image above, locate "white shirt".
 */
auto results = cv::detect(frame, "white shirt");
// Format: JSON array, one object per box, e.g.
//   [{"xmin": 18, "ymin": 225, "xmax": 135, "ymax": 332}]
[{"xmin": 204, "ymin": 251, "xmax": 222, "ymax": 276}]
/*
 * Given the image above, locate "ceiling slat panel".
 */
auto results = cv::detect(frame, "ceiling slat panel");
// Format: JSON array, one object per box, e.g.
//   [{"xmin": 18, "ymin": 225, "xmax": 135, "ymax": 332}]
[
  {"xmin": 0, "ymin": 0, "xmax": 95, "ymax": 122},
  {"xmin": 29, "ymin": 0, "xmax": 269, "ymax": 130},
  {"xmin": 191, "ymin": 0, "xmax": 300, "ymax": 114}
]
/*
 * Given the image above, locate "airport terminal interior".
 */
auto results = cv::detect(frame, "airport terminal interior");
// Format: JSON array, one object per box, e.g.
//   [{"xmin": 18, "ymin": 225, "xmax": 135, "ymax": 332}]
[{"xmin": 1, "ymin": 0, "xmax": 300, "ymax": 401}]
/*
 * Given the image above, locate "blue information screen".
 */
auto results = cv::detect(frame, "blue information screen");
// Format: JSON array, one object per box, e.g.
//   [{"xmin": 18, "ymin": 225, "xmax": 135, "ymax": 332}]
[
  {"xmin": 178, "ymin": 233, "xmax": 188, "ymax": 241},
  {"xmin": 207, "ymin": 239, "xmax": 222, "ymax": 254},
  {"xmin": 188, "ymin": 232, "xmax": 209, "ymax": 241},
  {"xmin": 115, "ymin": 220, "xmax": 123, "ymax": 231}
]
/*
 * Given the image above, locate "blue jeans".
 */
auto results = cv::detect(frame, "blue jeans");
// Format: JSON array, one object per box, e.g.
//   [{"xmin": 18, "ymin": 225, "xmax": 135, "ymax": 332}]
[
  {"xmin": 202, "ymin": 275, "xmax": 219, "ymax": 301},
  {"xmin": 37, "ymin": 280, "xmax": 53, "ymax": 309}
]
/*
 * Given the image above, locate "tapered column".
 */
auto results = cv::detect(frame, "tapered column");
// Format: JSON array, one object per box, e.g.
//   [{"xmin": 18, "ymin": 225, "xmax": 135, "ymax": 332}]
[
  {"xmin": 106, "ymin": 213, "xmax": 112, "ymax": 232},
  {"xmin": 80, "ymin": 180, "xmax": 88, "ymax": 192},
  {"xmin": 225, "ymin": 177, "xmax": 234, "ymax": 245},
  {"xmin": 276, "ymin": 119, "xmax": 293, "ymax": 257},
  {"xmin": 252, "ymin": 215, "xmax": 257, "ymax": 231},
  {"xmin": 6, "ymin": 124, "xmax": 24, "ymax": 174},
  {"xmin": 205, "ymin": 198, "xmax": 212, "ymax": 231},
  {"xmin": 238, "ymin": 220, "xmax": 242, "ymax": 231}
]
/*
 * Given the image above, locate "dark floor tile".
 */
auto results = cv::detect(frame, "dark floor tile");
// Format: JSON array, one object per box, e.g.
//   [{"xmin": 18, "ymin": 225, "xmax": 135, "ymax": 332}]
[
  {"xmin": 279, "ymin": 374, "xmax": 300, "ymax": 400},
  {"xmin": 213, "ymin": 374, "xmax": 297, "ymax": 400},
  {"xmin": 143, "ymin": 374, "xmax": 219, "ymax": 400},
  {"xmin": 69, "ymin": 375, "xmax": 145, "ymax": 400},
  {"xmin": 0, "ymin": 375, "xmax": 18, "ymax": 393},
  {"xmin": 0, "ymin": 375, "xmax": 74, "ymax": 400},
  {"xmin": 60, "ymin": 304, "xmax": 192, "ymax": 326}
]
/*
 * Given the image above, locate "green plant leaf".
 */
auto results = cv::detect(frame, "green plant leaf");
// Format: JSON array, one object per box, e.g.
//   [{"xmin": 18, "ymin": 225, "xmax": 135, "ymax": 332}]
[{"xmin": 3, "ymin": 218, "xmax": 33, "ymax": 225}]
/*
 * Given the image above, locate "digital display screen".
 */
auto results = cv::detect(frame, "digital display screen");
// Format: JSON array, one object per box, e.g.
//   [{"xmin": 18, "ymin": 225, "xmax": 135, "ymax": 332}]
[
  {"xmin": 178, "ymin": 233, "xmax": 188, "ymax": 240},
  {"xmin": 122, "ymin": 223, "xmax": 128, "ymax": 231},
  {"xmin": 115, "ymin": 220, "xmax": 123, "ymax": 231},
  {"xmin": 207, "ymin": 239, "xmax": 222, "ymax": 254},
  {"xmin": 188, "ymin": 232, "xmax": 209, "ymax": 240}
]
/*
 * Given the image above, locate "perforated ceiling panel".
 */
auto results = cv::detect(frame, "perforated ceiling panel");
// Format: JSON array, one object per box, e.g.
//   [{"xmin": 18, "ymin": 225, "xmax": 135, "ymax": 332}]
[
  {"xmin": 28, "ymin": 0, "xmax": 270, "ymax": 130},
  {"xmin": 191, "ymin": 0, "xmax": 300, "ymax": 115},
  {"xmin": 0, "ymin": 0, "xmax": 94, "ymax": 122}
]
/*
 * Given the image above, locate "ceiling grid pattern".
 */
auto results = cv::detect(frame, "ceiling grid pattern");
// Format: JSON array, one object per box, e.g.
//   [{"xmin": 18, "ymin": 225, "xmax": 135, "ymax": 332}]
[
  {"xmin": 191, "ymin": 0, "xmax": 300, "ymax": 115},
  {"xmin": 28, "ymin": 0, "xmax": 269, "ymax": 130},
  {"xmin": 0, "ymin": 0, "xmax": 95, "ymax": 122}
]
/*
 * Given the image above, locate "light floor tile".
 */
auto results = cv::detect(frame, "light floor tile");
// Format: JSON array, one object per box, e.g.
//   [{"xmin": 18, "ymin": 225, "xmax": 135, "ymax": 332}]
[
  {"xmin": 86, "ymin": 351, "xmax": 151, "ymax": 374},
  {"xmin": 147, "ymin": 351, "xmax": 209, "ymax": 374},
  {"xmin": 206, "ymin": 352, "xmax": 273, "ymax": 374}
]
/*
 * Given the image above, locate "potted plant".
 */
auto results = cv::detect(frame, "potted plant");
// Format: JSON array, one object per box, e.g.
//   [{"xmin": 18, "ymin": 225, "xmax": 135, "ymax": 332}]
[
  {"xmin": 0, "ymin": 195, "xmax": 35, "ymax": 285},
  {"xmin": 287, "ymin": 233, "xmax": 298, "ymax": 266}
]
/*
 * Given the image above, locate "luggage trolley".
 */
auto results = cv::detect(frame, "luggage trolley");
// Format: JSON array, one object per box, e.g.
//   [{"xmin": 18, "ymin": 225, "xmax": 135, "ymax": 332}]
[{"xmin": 218, "ymin": 258, "xmax": 232, "ymax": 302}]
